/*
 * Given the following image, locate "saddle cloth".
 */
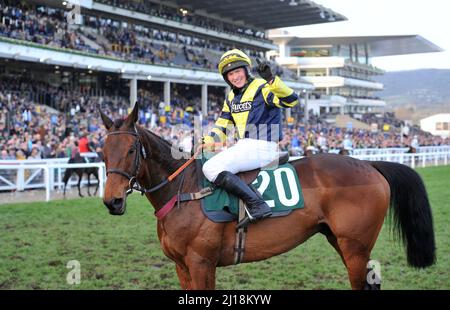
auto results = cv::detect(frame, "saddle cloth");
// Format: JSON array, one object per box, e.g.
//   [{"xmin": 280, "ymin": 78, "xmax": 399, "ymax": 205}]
[{"xmin": 198, "ymin": 158, "xmax": 304, "ymax": 222}]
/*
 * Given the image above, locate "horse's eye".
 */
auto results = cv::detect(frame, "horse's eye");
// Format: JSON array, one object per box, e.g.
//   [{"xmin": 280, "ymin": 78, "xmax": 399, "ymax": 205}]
[{"xmin": 128, "ymin": 148, "xmax": 135, "ymax": 154}]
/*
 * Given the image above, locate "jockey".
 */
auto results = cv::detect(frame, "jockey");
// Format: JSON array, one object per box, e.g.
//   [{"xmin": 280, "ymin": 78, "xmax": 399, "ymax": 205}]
[{"xmin": 202, "ymin": 49, "xmax": 299, "ymax": 225}]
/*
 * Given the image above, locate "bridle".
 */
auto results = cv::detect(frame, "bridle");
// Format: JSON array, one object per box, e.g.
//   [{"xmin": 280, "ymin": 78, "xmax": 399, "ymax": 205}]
[{"xmin": 105, "ymin": 126, "xmax": 168, "ymax": 195}]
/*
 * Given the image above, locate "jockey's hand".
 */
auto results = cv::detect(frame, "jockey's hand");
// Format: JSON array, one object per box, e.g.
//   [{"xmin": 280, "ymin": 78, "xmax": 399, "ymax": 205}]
[
  {"xmin": 256, "ymin": 58, "xmax": 274, "ymax": 84},
  {"xmin": 201, "ymin": 135, "xmax": 216, "ymax": 152}
]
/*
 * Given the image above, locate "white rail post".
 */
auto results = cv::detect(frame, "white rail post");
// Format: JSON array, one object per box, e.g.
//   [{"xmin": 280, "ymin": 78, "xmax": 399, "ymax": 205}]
[
  {"xmin": 17, "ymin": 166, "xmax": 25, "ymax": 191},
  {"xmin": 58, "ymin": 167, "xmax": 62, "ymax": 190},
  {"xmin": 45, "ymin": 167, "xmax": 51, "ymax": 202},
  {"xmin": 49, "ymin": 167, "xmax": 54, "ymax": 190}
]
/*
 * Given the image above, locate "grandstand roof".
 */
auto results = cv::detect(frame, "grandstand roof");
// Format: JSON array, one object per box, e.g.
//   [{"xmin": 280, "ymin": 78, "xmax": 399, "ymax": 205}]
[
  {"xmin": 165, "ymin": 0, "xmax": 347, "ymax": 29},
  {"xmin": 270, "ymin": 34, "xmax": 444, "ymax": 57}
]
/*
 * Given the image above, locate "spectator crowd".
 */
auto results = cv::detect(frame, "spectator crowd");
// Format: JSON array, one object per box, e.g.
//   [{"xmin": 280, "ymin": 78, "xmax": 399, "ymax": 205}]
[{"xmin": 1, "ymin": 83, "xmax": 448, "ymax": 162}]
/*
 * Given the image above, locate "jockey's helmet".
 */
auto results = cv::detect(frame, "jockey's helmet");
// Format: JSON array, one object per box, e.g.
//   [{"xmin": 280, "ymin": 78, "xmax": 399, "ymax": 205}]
[{"xmin": 218, "ymin": 49, "xmax": 252, "ymax": 81}]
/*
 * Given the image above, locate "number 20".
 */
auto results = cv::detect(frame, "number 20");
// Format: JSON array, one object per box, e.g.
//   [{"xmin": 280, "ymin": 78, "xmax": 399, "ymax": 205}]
[{"xmin": 253, "ymin": 168, "xmax": 300, "ymax": 207}]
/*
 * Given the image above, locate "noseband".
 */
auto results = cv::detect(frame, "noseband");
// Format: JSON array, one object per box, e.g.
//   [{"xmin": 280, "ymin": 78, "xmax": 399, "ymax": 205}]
[{"xmin": 105, "ymin": 126, "xmax": 167, "ymax": 195}]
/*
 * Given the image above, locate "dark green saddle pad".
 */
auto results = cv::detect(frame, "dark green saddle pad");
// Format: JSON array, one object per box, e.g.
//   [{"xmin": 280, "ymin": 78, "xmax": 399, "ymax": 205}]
[{"xmin": 199, "ymin": 159, "xmax": 304, "ymax": 223}]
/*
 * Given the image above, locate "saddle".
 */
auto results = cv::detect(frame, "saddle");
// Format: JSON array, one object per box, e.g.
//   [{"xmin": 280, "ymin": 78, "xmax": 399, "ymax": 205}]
[{"xmin": 237, "ymin": 151, "xmax": 290, "ymax": 184}]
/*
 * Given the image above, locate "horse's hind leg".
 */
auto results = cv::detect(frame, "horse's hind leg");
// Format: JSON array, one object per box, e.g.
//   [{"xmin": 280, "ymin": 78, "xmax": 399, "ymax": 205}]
[
  {"xmin": 326, "ymin": 232, "xmax": 377, "ymax": 289},
  {"xmin": 336, "ymin": 237, "xmax": 371, "ymax": 290},
  {"xmin": 325, "ymin": 233, "xmax": 345, "ymax": 266}
]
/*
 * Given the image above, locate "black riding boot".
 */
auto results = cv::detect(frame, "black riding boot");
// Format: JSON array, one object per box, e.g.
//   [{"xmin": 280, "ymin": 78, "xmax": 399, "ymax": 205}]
[{"xmin": 214, "ymin": 171, "xmax": 272, "ymax": 226}]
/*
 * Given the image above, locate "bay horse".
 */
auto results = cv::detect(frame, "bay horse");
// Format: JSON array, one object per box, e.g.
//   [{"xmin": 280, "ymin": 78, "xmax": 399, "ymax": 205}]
[{"xmin": 100, "ymin": 103, "xmax": 435, "ymax": 290}]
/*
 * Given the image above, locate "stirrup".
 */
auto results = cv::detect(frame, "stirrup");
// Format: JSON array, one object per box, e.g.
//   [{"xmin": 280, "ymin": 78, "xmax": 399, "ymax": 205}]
[
  {"xmin": 237, "ymin": 206, "xmax": 265, "ymax": 229},
  {"xmin": 236, "ymin": 216, "xmax": 251, "ymax": 229},
  {"xmin": 244, "ymin": 206, "xmax": 255, "ymax": 220},
  {"xmin": 236, "ymin": 207, "xmax": 254, "ymax": 229}
]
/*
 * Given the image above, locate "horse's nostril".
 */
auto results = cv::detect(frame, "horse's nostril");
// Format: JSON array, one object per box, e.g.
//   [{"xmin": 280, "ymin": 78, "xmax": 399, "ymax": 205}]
[
  {"xmin": 112, "ymin": 198, "xmax": 123, "ymax": 207},
  {"xmin": 104, "ymin": 197, "xmax": 126, "ymax": 215},
  {"xmin": 103, "ymin": 198, "xmax": 123, "ymax": 210}
]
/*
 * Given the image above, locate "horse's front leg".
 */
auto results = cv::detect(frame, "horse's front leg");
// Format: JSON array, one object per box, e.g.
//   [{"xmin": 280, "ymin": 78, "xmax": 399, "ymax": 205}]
[
  {"xmin": 87, "ymin": 173, "xmax": 91, "ymax": 196},
  {"xmin": 77, "ymin": 172, "xmax": 83, "ymax": 197},
  {"xmin": 93, "ymin": 172, "xmax": 99, "ymax": 196},
  {"xmin": 176, "ymin": 264, "xmax": 192, "ymax": 290},
  {"xmin": 185, "ymin": 253, "xmax": 217, "ymax": 290}
]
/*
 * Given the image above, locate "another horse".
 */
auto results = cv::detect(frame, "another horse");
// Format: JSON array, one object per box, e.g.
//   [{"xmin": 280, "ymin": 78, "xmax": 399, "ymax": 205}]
[
  {"xmin": 338, "ymin": 148, "xmax": 350, "ymax": 155},
  {"xmin": 100, "ymin": 103, "xmax": 435, "ymax": 290},
  {"xmin": 406, "ymin": 146, "xmax": 419, "ymax": 167},
  {"xmin": 406, "ymin": 146, "xmax": 417, "ymax": 154},
  {"xmin": 63, "ymin": 153, "xmax": 102, "ymax": 197}
]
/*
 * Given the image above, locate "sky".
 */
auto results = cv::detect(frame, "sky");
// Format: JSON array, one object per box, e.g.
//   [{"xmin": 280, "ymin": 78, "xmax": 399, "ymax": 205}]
[{"xmin": 281, "ymin": 0, "xmax": 450, "ymax": 71}]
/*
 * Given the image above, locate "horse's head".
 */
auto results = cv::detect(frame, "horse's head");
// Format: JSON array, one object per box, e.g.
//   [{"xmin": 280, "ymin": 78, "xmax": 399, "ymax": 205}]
[
  {"xmin": 100, "ymin": 102, "xmax": 147, "ymax": 215},
  {"xmin": 338, "ymin": 148, "xmax": 350, "ymax": 156},
  {"xmin": 407, "ymin": 146, "xmax": 417, "ymax": 153}
]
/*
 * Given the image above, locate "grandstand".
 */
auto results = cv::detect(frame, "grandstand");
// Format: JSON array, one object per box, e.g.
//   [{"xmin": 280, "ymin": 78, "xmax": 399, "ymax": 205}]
[{"xmin": 269, "ymin": 30, "xmax": 443, "ymax": 123}]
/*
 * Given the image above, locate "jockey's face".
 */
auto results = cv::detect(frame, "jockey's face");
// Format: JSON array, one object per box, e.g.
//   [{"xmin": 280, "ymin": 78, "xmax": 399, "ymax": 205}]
[{"xmin": 226, "ymin": 67, "xmax": 247, "ymax": 88}]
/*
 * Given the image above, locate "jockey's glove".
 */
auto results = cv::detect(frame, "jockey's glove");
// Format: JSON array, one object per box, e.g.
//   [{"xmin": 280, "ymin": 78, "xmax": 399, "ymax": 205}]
[
  {"xmin": 201, "ymin": 135, "xmax": 216, "ymax": 152},
  {"xmin": 256, "ymin": 58, "xmax": 274, "ymax": 84}
]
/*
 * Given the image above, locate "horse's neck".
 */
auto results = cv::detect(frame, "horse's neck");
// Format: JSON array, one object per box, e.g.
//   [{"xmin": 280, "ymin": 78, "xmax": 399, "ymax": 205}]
[{"xmin": 138, "ymin": 129, "xmax": 193, "ymax": 209}]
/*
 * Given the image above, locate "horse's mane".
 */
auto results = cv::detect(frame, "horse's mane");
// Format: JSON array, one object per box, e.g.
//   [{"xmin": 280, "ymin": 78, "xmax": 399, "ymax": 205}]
[
  {"xmin": 145, "ymin": 128, "xmax": 174, "ymax": 148},
  {"xmin": 137, "ymin": 125, "xmax": 187, "ymax": 172}
]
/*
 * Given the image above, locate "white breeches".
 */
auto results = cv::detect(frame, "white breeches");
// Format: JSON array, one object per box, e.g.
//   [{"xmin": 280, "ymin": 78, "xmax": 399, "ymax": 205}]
[{"xmin": 202, "ymin": 138, "xmax": 279, "ymax": 182}]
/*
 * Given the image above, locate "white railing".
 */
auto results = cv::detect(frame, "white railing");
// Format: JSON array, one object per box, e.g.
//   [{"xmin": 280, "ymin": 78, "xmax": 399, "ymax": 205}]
[
  {"xmin": 0, "ymin": 161, "xmax": 106, "ymax": 201},
  {"xmin": 0, "ymin": 154, "xmax": 103, "ymax": 191},
  {"xmin": 350, "ymin": 145, "xmax": 450, "ymax": 155},
  {"xmin": 290, "ymin": 150, "xmax": 450, "ymax": 168},
  {"xmin": 351, "ymin": 151, "xmax": 449, "ymax": 168}
]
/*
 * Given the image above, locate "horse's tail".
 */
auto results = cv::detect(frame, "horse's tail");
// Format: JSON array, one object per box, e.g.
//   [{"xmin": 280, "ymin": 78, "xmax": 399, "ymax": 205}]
[{"xmin": 370, "ymin": 161, "xmax": 436, "ymax": 268}]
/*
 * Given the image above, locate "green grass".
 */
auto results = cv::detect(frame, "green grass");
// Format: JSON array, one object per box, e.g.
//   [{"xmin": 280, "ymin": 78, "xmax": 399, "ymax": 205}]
[{"xmin": 1, "ymin": 165, "xmax": 449, "ymax": 289}]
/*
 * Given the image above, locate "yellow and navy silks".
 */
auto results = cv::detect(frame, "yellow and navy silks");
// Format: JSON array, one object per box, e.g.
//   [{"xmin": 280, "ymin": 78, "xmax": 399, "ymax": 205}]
[{"xmin": 208, "ymin": 76, "xmax": 299, "ymax": 142}]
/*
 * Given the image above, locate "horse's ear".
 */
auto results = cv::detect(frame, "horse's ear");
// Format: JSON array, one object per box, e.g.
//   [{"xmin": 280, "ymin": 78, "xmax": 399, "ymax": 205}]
[
  {"xmin": 99, "ymin": 108, "xmax": 113, "ymax": 130},
  {"xmin": 126, "ymin": 102, "xmax": 139, "ymax": 125}
]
